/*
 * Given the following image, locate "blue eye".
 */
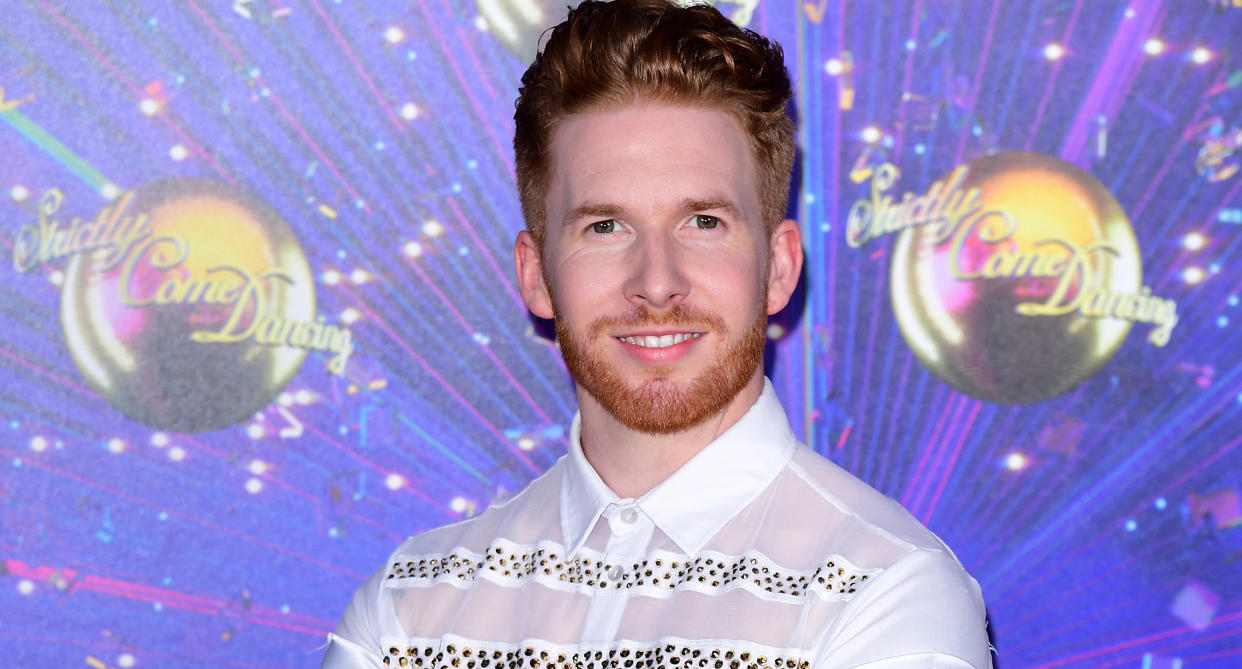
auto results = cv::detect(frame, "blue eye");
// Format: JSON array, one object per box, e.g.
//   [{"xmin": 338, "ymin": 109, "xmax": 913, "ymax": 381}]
[
  {"xmin": 590, "ymin": 220, "xmax": 616, "ymax": 234},
  {"xmin": 693, "ymin": 215, "xmax": 720, "ymax": 229}
]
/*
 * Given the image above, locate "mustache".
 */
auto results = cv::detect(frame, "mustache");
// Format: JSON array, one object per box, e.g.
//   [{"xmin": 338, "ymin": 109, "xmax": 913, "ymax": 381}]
[{"xmin": 586, "ymin": 305, "xmax": 726, "ymax": 338}]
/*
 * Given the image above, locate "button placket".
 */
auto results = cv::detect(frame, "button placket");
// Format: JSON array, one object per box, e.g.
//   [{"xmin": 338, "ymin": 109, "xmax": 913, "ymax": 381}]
[
  {"xmin": 599, "ymin": 505, "xmax": 651, "ymax": 589},
  {"xmin": 580, "ymin": 504, "xmax": 654, "ymax": 639}
]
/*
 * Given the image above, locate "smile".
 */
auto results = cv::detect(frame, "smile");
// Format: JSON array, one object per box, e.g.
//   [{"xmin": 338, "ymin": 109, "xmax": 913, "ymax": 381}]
[{"xmin": 617, "ymin": 332, "xmax": 704, "ymax": 348}]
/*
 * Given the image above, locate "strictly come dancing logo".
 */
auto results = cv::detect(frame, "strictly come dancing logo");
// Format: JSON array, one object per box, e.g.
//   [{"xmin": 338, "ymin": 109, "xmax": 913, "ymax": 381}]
[
  {"xmin": 12, "ymin": 178, "xmax": 353, "ymax": 432},
  {"xmin": 847, "ymin": 151, "xmax": 1178, "ymax": 404}
]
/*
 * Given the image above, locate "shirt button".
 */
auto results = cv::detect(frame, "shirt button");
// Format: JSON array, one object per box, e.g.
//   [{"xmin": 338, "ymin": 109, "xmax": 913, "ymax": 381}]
[
  {"xmin": 620, "ymin": 508, "xmax": 639, "ymax": 524},
  {"xmin": 607, "ymin": 565, "xmax": 624, "ymax": 580}
]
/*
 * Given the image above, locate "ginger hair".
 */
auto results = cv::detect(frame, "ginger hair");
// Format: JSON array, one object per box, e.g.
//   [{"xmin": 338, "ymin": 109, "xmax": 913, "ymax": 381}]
[{"xmin": 513, "ymin": 0, "xmax": 795, "ymax": 246}]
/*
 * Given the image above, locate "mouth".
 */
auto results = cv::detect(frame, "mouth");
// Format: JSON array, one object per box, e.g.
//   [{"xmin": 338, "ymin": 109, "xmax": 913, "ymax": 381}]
[{"xmin": 616, "ymin": 332, "xmax": 704, "ymax": 348}]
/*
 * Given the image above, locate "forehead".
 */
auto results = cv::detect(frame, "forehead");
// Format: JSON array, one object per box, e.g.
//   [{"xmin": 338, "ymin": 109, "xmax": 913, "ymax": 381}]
[{"xmin": 546, "ymin": 103, "xmax": 760, "ymax": 218}]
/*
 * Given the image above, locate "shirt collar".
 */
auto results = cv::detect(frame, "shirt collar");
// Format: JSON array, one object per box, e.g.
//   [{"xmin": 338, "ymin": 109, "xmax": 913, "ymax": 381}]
[{"xmin": 560, "ymin": 378, "xmax": 798, "ymax": 556}]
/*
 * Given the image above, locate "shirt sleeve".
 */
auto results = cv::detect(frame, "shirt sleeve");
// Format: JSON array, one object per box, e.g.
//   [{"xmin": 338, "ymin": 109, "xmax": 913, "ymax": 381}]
[
  {"xmin": 812, "ymin": 549, "xmax": 993, "ymax": 669},
  {"xmin": 321, "ymin": 564, "xmax": 388, "ymax": 669}
]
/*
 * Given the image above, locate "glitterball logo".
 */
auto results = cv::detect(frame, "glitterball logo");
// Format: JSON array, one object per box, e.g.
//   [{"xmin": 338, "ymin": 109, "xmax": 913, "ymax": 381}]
[
  {"xmin": 846, "ymin": 151, "xmax": 1178, "ymax": 404},
  {"xmin": 472, "ymin": 0, "xmax": 760, "ymax": 59},
  {"xmin": 13, "ymin": 178, "xmax": 353, "ymax": 432}
]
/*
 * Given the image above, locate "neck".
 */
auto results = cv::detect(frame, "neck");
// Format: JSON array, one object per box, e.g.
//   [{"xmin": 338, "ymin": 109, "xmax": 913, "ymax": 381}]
[{"xmin": 577, "ymin": 369, "xmax": 766, "ymax": 499}]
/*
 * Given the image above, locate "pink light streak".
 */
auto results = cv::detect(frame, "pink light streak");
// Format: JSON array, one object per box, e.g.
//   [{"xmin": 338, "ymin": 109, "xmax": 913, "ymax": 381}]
[
  {"xmin": 299, "ymin": 418, "xmax": 453, "ymax": 518},
  {"xmin": 36, "ymin": 0, "xmax": 237, "ymax": 186},
  {"xmin": 399, "ymin": 258, "xmax": 559, "ymax": 431},
  {"xmin": 900, "ymin": 392, "xmax": 962, "ymax": 508},
  {"xmin": 307, "ymin": 0, "xmax": 404, "ymax": 131},
  {"xmin": 336, "ymin": 290, "xmax": 540, "ymax": 474},
  {"xmin": 954, "ymin": 0, "xmax": 1002, "ymax": 163},
  {"xmin": 4, "ymin": 558, "xmax": 333, "ymax": 636},
  {"xmin": 444, "ymin": 196, "xmax": 523, "ymax": 308},
  {"xmin": 413, "ymin": 0, "xmax": 515, "ymax": 175},
  {"xmin": 0, "ymin": 446, "xmax": 366, "ymax": 580},
  {"xmin": 1030, "ymin": 606, "xmax": 1242, "ymax": 668},
  {"xmin": 182, "ymin": 0, "xmax": 373, "ymax": 214},
  {"xmin": 891, "ymin": 0, "xmax": 924, "ymax": 160},
  {"xmin": 917, "ymin": 398, "xmax": 981, "ymax": 524}
]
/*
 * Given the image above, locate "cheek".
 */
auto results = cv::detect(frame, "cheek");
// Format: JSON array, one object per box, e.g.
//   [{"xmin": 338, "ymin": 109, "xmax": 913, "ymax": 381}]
[
  {"xmin": 548, "ymin": 255, "xmax": 617, "ymax": 314},
  {"xmin": 688, "ymin": 254, "xmax": 766, "ymax": 309}
]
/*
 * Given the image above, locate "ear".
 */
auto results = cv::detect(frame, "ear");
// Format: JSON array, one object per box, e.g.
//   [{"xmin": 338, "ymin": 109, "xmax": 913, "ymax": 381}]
[
  {"xmin": 515, "ymin": 229, "xmax": 555, "ymax": 319},
  {"xmin": 765, "ymin": 218, "xmax": 803, "ymax": 315}
]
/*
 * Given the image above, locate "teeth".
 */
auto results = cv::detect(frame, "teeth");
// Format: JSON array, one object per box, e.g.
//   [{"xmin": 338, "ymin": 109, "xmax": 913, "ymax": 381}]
[{"xmin": 621, "ymin": 333, "xmax": 703, "ymax": 348}]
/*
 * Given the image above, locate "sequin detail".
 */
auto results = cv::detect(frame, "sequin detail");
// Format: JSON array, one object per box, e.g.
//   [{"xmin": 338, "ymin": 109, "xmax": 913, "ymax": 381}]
[
  {"xmin": 379, "ymin": 640, "xmax": 811, "ymax": 668},
  {"xmin": 385, "ymin": 541, "xmax": 878, "ymax": 601}
]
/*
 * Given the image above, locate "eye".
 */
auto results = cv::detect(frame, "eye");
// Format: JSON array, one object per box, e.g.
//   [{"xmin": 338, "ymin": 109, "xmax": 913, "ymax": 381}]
[
  {"xmin": 590, "ymin": 219, "xmax": 617, "ymax": 234},
  {"xmin": 691, "ymin": 214, "xmax": 720, "ymax": 230}
]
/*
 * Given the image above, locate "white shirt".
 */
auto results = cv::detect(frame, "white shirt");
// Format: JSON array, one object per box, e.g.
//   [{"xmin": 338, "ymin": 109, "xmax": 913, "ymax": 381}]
[{"xmin": 323, "ymin": 380, "xmax": 991, "ymax": 668}]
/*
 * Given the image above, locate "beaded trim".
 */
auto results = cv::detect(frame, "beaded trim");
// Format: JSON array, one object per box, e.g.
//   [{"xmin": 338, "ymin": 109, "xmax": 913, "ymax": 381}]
[
  {"xmin": 386, "ymin": 540, "xmax": 878, "ymax": 601},
  {"xmin": 379, "ymin": 640, "xmax": 811, "ymax": 668}
]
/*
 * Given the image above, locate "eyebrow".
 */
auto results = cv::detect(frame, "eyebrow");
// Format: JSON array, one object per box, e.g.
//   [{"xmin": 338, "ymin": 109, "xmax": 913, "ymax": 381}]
[
  {"xmin": 680, "ymin": 198, "xmax": 747, "ymax": 223},
  {"xmin": 561, "ymin": 198, "xmax": 747, "ymax": 227},
  {"xmin": 562, "ymin": 203, "xmax": 623, "ymax": 227}
]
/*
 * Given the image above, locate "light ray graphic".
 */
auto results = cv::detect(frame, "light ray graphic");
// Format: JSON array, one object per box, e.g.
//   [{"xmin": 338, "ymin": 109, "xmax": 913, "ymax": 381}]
[{"xmin": 0, "ymin": 109, "xmax": 114, "ymax": 193}]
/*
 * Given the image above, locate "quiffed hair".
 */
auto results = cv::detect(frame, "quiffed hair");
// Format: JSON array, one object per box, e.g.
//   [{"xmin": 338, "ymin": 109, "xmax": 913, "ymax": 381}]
[{"xmin": 513, "ymin": 0, "xmax": 795, "ymax": 245}]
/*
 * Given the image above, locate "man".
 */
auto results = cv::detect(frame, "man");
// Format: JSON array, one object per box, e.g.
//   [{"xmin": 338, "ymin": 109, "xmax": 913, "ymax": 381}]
[{"xmin": 323, "ymin": 2, "xmax": 991, "ymax": 667}]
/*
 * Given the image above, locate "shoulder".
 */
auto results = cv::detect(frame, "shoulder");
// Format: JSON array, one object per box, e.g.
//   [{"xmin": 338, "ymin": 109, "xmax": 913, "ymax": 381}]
[
  {"xmin": 775, "ymin": 448, "xmax": 990, "ymax": 667},
  {"xmin": 814, "ymin": 548, "xmax": 991, "ymax": 668},
  {"xmin": 779, "ymin": 445, "xmax": 947, "ymax": 554}
]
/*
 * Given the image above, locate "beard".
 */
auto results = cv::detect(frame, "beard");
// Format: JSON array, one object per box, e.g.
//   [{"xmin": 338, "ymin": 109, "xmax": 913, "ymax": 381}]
[{"xmin": 554, "ymin": 299, "xmax": 768, "ymax": 435}]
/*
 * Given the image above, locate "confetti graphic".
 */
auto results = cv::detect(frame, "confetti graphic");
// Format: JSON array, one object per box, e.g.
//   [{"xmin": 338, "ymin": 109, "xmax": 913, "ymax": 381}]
[{"xmin": 1, "ymin": 1, "xmax": 1241, "ymax": 667}]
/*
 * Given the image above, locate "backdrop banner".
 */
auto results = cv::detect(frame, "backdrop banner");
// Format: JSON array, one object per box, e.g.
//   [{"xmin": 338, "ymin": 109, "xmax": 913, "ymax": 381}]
[{"xmin": 1, "ymin": 1, "xmax": 1241, "ymax": 667}]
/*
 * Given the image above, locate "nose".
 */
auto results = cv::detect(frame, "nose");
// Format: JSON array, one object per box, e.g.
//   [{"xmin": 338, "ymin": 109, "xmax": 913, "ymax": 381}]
[{"xmin": 622, "ymin": 229, "xmax": 689, "ymax": 309}]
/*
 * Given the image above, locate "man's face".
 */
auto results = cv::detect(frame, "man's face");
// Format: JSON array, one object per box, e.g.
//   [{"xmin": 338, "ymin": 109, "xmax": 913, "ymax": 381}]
[{"xmin": 516, "ymin": 103, "xmax": 799, "ymax": 434}]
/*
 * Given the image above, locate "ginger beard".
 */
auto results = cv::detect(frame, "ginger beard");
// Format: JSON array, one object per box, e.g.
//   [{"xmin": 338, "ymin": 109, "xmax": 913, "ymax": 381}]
[{"xmin": 552, "ymin": 289, "xmax": 769, "ymax": 435}]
